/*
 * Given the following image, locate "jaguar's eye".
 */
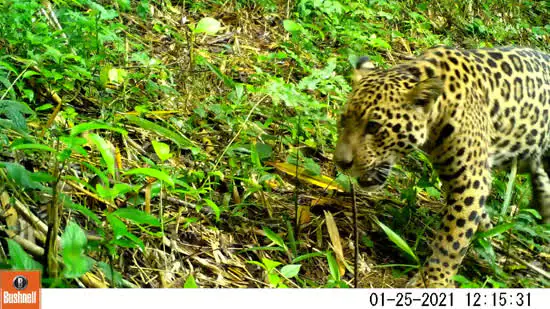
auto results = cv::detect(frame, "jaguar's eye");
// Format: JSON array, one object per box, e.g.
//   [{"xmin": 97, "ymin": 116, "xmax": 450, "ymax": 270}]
[{"xmin": 365, "ymin": 121, "xmax": 382, "ymax": 135}]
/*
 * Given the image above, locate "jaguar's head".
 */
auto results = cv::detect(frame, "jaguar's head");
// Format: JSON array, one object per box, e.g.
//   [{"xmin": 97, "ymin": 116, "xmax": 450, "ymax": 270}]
[{"xmin": 334, "ymin": 57, "xmax": 442, "ymax": 190}]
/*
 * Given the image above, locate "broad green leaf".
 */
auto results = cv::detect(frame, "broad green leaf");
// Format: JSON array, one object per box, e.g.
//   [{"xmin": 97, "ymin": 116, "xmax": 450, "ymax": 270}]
[
  {"xmin": 89, "ymin": 1, "xmax": 119, "ymax": 20},
  {"xmin": 123, "ymin": 167, "xmax": 174, "ymax": 187},
  {"xmin": 11, "ymin": 143, "xmax": 55, "ymax": 153},
  {"xmin": 88, "ymin": 133, "xmax": 116, "ymax": 179},
  {"xmin": 22, "ymin": 70, "xmax": 40, "ymax": 78},
  {"xmin": 263, "ymin": 226, "xmax": 287, "ymax": 250},
  {"xmin": 255, "ymin": 143, "xmax": 272, "ymax": 160},
  {"xmin": 0, "ymin": 99, "xmax": 34, "ymax": 132},
  {"xmin": 268, "ymin": 272, "xmax": 282, "ymax": 287},
  {"xmin": 184, "ymin": 275, "xmax": 198, "ymax": 288},
  {"xmin": 7, "ymin": 239, "xmax": 43, "ymax": 270},
  {"xmin": 0, "ymin": 162, "xmax": 44, "ymax": 190},
  {"xmin": 62, "ymin": 222, "xmax": 93, "ymax": 278},
  {"xmin": 194, "ymin": 17, "xmax": 221, "ymax": 35},
  {"xmin": 124, "ymin": 115, "xmax": 197, "ymax": 151},
  {"xmin": 425, "ymin": 186, "xmax": 440, "ymax": 199},
  {"xmin": 369, "ymin": 37, "xmax": 391, "ymax": 50},
  {"xmin": 477, "ymin": 222, "xmax": 515, "ymax": 239},
  {"xmin": 283, "ymin": 20, "xmax": 303, "ymax": 33},
  {"xmin": 374, "ymin": 217, "xmax": 419, "ymax": 263},
  {"xmin": 261, "ymin": 257, "xmax": 282, "ymax": 272},
  {"xmin": 303, "ymin": 157, "xmax": 321, "ymax": 176},
  {"xmin": 152, "ymin": 140, "xmax": 172, "ymax": 162},
  {"xmin": 113, "ymin": 208, "xmax": 161, "ymax": 226},
  {"xmin": 520, "ymin": 208, "xmax": 542, "ymax": 219},
  {"xmin": 63, "ymin": 198, "xmax": 101, "ymax": 224},
  {"xmin": 280, "ymin": 264, "xmax": 301, "ymax": 279},
  {"xmin": 70, "ymin": 122, "xmax": 127, "ymax": 136},
  {"xmin": 107, "ymin": 213, "xmax": 129, "ymax": 237}
]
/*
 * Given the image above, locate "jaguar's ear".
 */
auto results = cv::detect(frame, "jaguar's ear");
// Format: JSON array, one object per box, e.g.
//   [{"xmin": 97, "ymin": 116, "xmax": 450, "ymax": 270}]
[
  {"xmin": 353, "ymin": 56, "xmax": 375, "ymax": 82},
  {"xmin": 407, "ymin": 77, "xmax": 443, "ymax": 113}
]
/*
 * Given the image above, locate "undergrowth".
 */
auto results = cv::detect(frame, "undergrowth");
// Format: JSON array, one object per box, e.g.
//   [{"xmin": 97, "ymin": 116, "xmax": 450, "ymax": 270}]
[{"xmin": 0, "ymin": 0, "xmax": 548, "ymax": 288}]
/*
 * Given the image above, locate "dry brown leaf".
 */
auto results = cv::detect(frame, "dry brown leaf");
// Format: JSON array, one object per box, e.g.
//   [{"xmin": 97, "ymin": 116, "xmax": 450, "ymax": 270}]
[
  {"xmin": 297, "ymin": 205, "xmax": 311, "ymax": 225},
  {"xmin": 324, "ymin": 211, "xmax": 346, "ymax": 277},
  {"xmin": 310, "ymin": 196, "xmax": 344, "ymax": 208}
]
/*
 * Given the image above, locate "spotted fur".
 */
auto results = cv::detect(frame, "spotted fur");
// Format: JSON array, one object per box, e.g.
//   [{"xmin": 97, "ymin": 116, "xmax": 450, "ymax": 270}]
[{"xmin": 334, "ymin": 46, "xmax": 550, "ymax": 288}]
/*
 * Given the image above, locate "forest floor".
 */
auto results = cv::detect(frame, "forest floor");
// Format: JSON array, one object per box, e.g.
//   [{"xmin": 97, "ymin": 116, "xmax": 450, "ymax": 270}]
[{"xmin": 0, "ymin": 0, "xmax": 549, "ymax": 288}]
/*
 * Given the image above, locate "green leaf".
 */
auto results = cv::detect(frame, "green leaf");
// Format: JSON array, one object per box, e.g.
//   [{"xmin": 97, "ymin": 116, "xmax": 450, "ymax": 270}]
[
  {"xmin": 152, "ymin": 140, "xmax": 172, "ymax": 162},
  {"xmin": 97, "ymin": 262, "xmax": 125, "ymax": 287},
  {"xmin": 117, "ymin": 0, "xmax": 131, "ymax": 10},
  {"xmin": 184, "ymin": 275, "xmax": 198, "ymax": 288},
  {"xmin": 22, "ymin": 70, "xmax": 40, "ymax": 79},
  {"xmin": 283, "ymin": 20, "xmax": 303, "ymax": 33},
  {"xmin": 11, "ymin": 143, "xmax": 56, "ymax": 153},
  {"xmin": 0, "ymin": 100, "xmax": 34, "ymax": 132},
  {"xmin": 63, "ymin": 199, "xmax": 101, "ymax": 224},
  {"xmin": 113, "ymin": 208, "xmax": 161, "ymax": 226},
  {"xmin": 203, "ymin": 198, "xmax": 221, "ymax": 222},
  {"xmin": 193, "ymin": 17, "xmax": 221, "ymax": 35},
  {"xmin": 369, "ymin": 37, "xmax": 391, "ymax": 50},
  {"xmin": 280, "ymin": 264, "xmax": 301, "ymax": 279},
  {"xmin": 0, "ymin": 162, "xmax": 44, "ymax": 190},
  {"xmin": 197, "ymin": 56, "xmax": 235, "ymax": 88},
  {"xmin": 125, "ymin": 115, "xmax": 197, "ymax": 151},
  {"xmin": 261, "ymin": 257, "xmax": 282, "ymax": 272},
  {"xmin": 36, "ymin": 104, "xmax": 53, "ymax": 111},
  {"xmin": 255, "ymin": 143, "xmax": 272, "ymax": 160},
  {"xmin": 476, "ymin": 222, "xmax": 515, "ymax": 239},
  {"xmin": 70, "ymin": 122, "xmax": 127, "ymax": 136},
  {"xmin": 107, "ymin": 214, "xmax": 129, "ymax": 237},
  {"xmin": 89, "ymin": 1, "xmax": 119, "ymax": 20},
  {"xmin": 303, "ymin": 157, "xmax": 321, "ymax": 176},
  {"xmin": 7, "ymin": 239, "xmax": 43, "ymax": 270},
  {"xmin": 88, "ymin": 133, "xmax": 116, "ymax": 179},
  {"xmin": 291, "ymin": 252, "xmax": 326, "ymax": 263},
  {"xmin": 374, "ymin": 217, "xmax": 419, "ymax": 264},
  {"xmin": 263, "ymin": 226, "xmax": 287, "ymax": 250},
  {"xmin": 123, "ymin": 167, "xmax": 175, "ymax": 187},
  {"xmin": 62, "ymin": 222, "xmax": 93, "ymax": 278},
  {"xmin": 326, "ymin": 251, "xmax": 340, "ymax": 280},
  {"xmin": 425, "ymin": 186, "xmax": 440, "ymax": 199}
]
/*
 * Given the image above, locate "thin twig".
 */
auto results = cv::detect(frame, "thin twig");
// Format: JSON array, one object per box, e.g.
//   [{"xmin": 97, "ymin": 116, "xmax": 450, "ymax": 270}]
[
  {"xmin": 351, "ymin": 181, "xmax": 359, "ymax": 288},
  {"xmin": 212, "ymin": 95, "xmax": 268, "ymax": 170}
]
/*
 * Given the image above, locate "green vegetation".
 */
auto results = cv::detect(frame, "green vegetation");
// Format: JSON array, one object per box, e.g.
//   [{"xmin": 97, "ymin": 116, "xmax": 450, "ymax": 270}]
[{"xmin": 0, "ymin": 0, "xmax": 548, "ymax": 288}]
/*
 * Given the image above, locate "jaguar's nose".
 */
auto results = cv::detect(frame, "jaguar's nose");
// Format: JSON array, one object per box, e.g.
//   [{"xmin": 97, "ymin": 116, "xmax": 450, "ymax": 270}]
[
  {"xmin": 334, "ymin": 141, "xmax": 353, "ymax": 170},
  {"xmin": 336, "ymin": 157, "xmax": 353, "ymax": 170}
]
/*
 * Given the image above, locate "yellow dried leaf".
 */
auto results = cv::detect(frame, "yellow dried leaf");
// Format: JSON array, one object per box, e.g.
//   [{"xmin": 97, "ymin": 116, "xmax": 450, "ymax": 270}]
[
  {"xmin": 267, "ymin": 162, "xmax": 345, "ymax": 192},
  {"xmin": 297, "ymin": 206, "xmax": 311, "ymax": 225},
  {"xmin": 1, "ymin": 192, "xmax": 17, "ymax": 229},
  {"xmin": 324, "ymin": 211, "xmax": 346, "ymax": 276}
]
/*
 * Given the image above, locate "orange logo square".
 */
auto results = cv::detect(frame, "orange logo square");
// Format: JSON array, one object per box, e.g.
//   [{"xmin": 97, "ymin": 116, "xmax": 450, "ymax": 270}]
[{"xmin": 0, "ymin": 271, "xmax": 41, "ymax": 309}]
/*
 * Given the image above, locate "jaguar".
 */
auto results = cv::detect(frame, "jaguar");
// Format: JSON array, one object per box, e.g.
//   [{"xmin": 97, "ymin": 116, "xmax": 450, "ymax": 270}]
[{"xmin": 334, "ymin": 46, "xmax": 550, "ymax": 287}]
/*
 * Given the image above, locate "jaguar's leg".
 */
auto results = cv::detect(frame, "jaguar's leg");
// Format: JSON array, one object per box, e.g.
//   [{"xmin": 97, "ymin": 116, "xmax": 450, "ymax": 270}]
[
  {"xmin": 530, "ymin": 158, "xmax": 550, "ymax": 224},
  {"xmin": 407, "ymin": 139, "xmax": 490, "ymax": 288}
]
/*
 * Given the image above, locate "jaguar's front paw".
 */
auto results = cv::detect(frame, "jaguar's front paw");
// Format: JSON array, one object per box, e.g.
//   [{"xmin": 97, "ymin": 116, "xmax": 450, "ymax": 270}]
[
  {"xmin": 405, "ymin": 271, "xmax": 455, "ymax": 288},
  {"xmin": 405, "ymin": 272, "xmax": 426, "ymax": 288}
]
